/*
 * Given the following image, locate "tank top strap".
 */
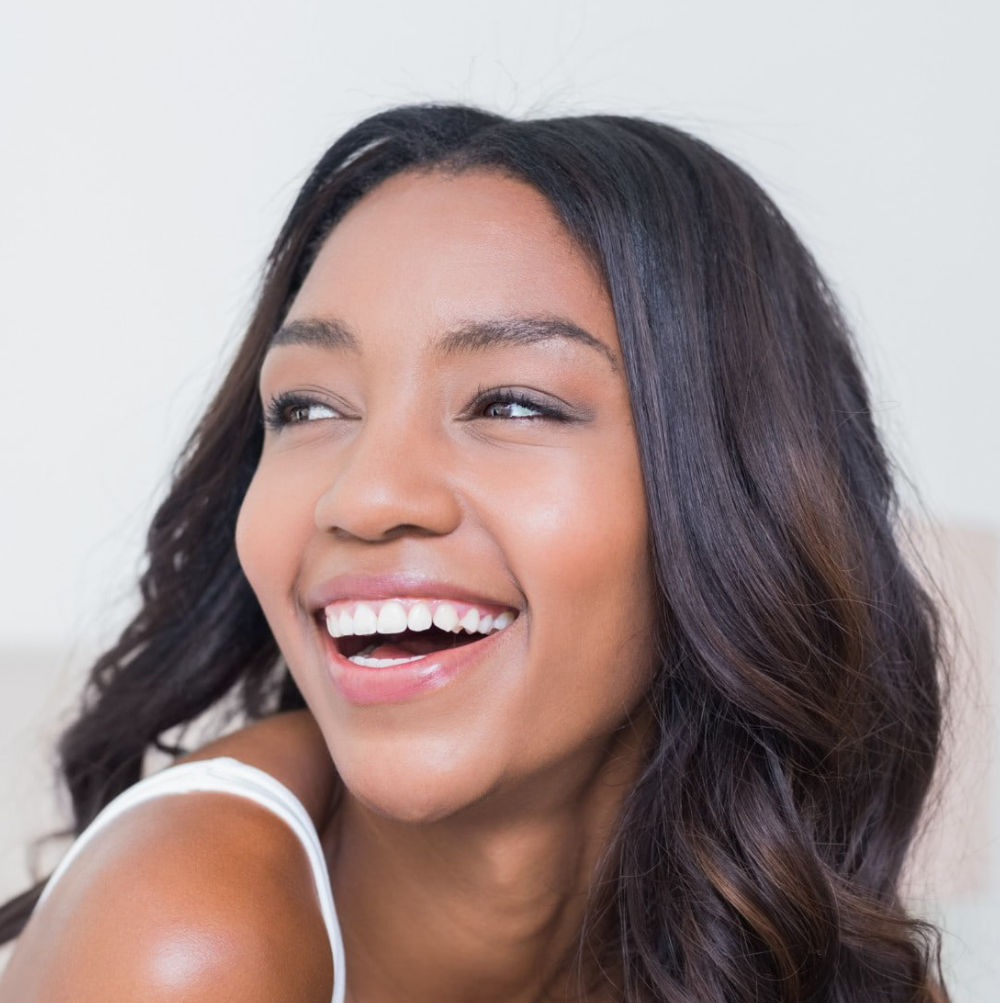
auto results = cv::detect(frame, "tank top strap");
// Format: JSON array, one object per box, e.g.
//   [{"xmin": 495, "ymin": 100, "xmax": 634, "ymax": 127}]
[{"xmin": 38, "ymin": 756, "xmax": 346, "ymax": 1003}]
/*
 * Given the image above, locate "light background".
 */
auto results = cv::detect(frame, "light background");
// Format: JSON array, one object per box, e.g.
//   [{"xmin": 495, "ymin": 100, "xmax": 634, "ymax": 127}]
[{"xmin": 1, "ymin": 0, "xmax": 997, "ymax": 995}]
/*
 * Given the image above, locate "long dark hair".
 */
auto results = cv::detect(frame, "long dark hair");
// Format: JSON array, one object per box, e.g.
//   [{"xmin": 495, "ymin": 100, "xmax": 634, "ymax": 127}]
[{"xmin": 1, "ymin": 105, "xmax": 947, "ymax": 1001}]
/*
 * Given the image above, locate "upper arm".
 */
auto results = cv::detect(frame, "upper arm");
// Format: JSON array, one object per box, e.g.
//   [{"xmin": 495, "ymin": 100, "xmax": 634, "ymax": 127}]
[{"xmin": 0, "ymin": 793, "xmax": 333, "ymax": 1002}]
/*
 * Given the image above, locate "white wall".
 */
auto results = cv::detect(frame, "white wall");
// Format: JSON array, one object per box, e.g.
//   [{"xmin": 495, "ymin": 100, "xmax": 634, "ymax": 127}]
[{"xmin": 2, "ymin": 0, "xmax": 997, "ymax": 995}]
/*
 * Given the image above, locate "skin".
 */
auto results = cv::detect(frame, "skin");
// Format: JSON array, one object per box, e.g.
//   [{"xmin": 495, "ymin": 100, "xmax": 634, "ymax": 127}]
[
  {"xmin": 0, "ymin": 170, "xmax": 658, "ymax": 1002},
  {"xmin": 237, "ymin": 169, "xmax": 658, "ymax": 1001},
  {"xmin": 0, "ymin": 711, "xmax": 335, "ymax": 1001}
]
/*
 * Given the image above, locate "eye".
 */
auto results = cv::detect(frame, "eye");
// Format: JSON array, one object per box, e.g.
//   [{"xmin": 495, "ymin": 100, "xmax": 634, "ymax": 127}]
[
  {"xmin": 483, "ymin": 398, "xmax": 544, "ymax": 420},
  {"xmin": 264, "ymin": 393, "xmax": 340, "ymax": 430},
  {"xmin": 472, "ymin": 388, "xmax": 567, "ymax": 422}
]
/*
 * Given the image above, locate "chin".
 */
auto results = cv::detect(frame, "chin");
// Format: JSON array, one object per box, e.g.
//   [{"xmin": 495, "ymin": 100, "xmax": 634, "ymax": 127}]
[{"xmin": 326, "ymin": 730, "xmax": 502, "ymax": 826}]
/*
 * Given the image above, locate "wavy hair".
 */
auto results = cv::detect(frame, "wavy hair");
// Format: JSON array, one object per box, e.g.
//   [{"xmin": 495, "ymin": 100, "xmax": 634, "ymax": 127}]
[{"xmin": 1, "ymin": 105, "xmax": 947, "ymax": 1002}]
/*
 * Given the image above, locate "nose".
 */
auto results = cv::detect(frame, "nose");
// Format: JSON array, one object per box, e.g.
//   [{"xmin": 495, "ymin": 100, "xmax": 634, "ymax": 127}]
[{"xmin": 313, "ymin": 417, "xmax": 463, "ymax": 542}]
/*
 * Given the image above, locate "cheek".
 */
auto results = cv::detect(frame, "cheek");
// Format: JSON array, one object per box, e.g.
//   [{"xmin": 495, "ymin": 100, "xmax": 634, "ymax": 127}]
[
  {"xmin": 234, "ymin": 458, "xmax": 311, "ymax": 607},
  {"xmin": 502, "ymin": 446, "xmax": 652, "ymax": 612},
  {"xmin": 476, "ymin": 440, "xmax": 657, "ymax": 714}
]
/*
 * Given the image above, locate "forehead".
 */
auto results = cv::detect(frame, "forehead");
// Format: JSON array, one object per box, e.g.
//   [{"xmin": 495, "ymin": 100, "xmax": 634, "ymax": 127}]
[{"xmin": 284, "ymin": 169, "xmax": 620, "ymax": 359}]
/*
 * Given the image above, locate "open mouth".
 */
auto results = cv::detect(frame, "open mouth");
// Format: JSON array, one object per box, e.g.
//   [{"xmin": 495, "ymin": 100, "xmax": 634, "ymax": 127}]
[
  {"xmin": 321, "ymin": 599, "xmax": 518, "ymax": 668},
  {"xmin": 336, "ymin": 626, "xmax": 486, "ymax": 665}
]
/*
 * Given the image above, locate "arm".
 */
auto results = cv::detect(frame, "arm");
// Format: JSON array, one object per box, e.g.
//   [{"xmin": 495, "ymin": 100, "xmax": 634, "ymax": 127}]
[
  {"xmin": 0, "ymin": 711, "xmax": 338, "ymax": 1001},
  {"xmin": 0, "ymin": 785, "xmax": 334, "ymax": 1001}
]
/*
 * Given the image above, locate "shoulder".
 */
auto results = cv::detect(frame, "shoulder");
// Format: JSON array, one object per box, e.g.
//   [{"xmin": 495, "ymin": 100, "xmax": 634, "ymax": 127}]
[
  {"xmin": 177, "ymin": 709, "xmax": 339, "ymax": 828},
  {"xmin": 0, "ymin": 772, "xmax": 333, "ymax": 1001}
]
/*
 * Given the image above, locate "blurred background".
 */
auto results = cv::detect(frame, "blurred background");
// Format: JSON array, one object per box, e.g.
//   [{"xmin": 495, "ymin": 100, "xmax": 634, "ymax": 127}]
[{"xmin": 1, "ymin": 0, "xmax": 997, "ymax": 994}]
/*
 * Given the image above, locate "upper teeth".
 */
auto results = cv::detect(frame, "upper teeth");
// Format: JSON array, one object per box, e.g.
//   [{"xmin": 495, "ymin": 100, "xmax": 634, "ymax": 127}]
[{"xmin": 324, "ymin": 598, "xmax": 515, "ymax": 639}]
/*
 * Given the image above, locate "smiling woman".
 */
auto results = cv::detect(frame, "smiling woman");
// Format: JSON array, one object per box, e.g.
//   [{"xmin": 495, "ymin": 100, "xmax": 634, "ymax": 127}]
[
  {"xmin": 0, "ymin": 106, "xmax": 948, "ymax": 1002},
  {"xmin": 238, "ymin": 169, "xmax": 656, "ymax": 824}
]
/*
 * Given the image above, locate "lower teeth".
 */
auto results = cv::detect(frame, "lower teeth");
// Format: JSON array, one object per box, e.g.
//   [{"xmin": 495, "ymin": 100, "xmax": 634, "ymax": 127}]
[
  {"xmin": 348, "ymin": 653, "xmax": 426, "ymax": 667},
  {"xmin": 347, "ymin": 642, "xmax": 426, "ymax": 668}
]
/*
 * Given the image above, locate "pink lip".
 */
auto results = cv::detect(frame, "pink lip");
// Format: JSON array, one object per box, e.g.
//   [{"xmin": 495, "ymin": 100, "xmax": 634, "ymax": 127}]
[
  {"xmin": 305, "ymin": 571, "xmax": 522, "ymax": 705},
  {"xmin": 305, "ymin": 571, "xmax": 520, "ymax": 615},
  {"xmin": 320, "ymin": 618, "xmax": 517, "ymax": 705}
]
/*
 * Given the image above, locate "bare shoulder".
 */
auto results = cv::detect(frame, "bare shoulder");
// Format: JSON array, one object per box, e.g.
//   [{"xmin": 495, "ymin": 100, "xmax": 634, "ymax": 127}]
[
  {"xmin": 0, "ymin": 782, "xmax": 333, "ymax": 1001},
  {"xmin": 178, "ymin": 709, "xmax": 339, "ymax": 828}
]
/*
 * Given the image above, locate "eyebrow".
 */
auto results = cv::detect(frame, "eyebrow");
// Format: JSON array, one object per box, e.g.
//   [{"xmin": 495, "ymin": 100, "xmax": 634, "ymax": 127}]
[
  {"xmin": 270, "ymin": 316, "xmax": 620, "ymax": 372},
  {"xmin": 270, "ymin": 317, "xmax": 358, "ymax": 351}
]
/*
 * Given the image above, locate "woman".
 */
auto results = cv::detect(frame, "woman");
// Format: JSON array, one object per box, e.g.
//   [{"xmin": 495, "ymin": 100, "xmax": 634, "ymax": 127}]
[{"xmin": 0, "ymin": 105, "xmax": 947, "ymax": 1001}]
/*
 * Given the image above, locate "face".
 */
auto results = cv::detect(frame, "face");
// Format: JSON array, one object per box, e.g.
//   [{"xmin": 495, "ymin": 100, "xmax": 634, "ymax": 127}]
[{"xmin": 236, "ymin": 170, "xmax": 658, "ymax": 822}]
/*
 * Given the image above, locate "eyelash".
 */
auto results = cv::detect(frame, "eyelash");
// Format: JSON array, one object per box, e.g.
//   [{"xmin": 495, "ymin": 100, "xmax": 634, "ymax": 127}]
[
  {"xmin": 263, "ymin": 388, "xmax": 568, "ymax": 430},
  {"xmin": 468, "ymin": 387, "xmax": 568, "ymax": 422},
  {"xmin": 263, "ymin": 392, "xmax": 338, "ymax": 431}
]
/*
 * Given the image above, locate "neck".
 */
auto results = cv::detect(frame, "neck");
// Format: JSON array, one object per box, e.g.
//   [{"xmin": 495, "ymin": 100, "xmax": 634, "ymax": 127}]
[{"xmin": 324, "ymin": 718, "xmax": 649, "ymax": 1003}]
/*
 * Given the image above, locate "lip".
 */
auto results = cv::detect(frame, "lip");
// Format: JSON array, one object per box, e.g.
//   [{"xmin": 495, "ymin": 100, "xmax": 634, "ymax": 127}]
[
  {"xmin": 305, "ymin": 571, "xmax": 521, "ymax": 616},
  {"xmin": 305, "ymin": 571, "xmax": 522, "ymax": 706},
  {"xmin": 320, "ymin": 615, "xmax": 517, "ymax": 705}
]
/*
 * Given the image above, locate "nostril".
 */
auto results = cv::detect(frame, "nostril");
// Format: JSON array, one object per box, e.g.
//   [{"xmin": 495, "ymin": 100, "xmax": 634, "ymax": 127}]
[{"xmin": 312, "ymin": 459, "xmax": 465, "ymax": 542}]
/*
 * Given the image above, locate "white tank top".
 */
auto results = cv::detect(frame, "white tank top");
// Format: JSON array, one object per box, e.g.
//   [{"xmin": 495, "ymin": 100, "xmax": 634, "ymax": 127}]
[{"xmin": 37, "ymin": 756, "xmax": 346, "ymax": 1003}]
